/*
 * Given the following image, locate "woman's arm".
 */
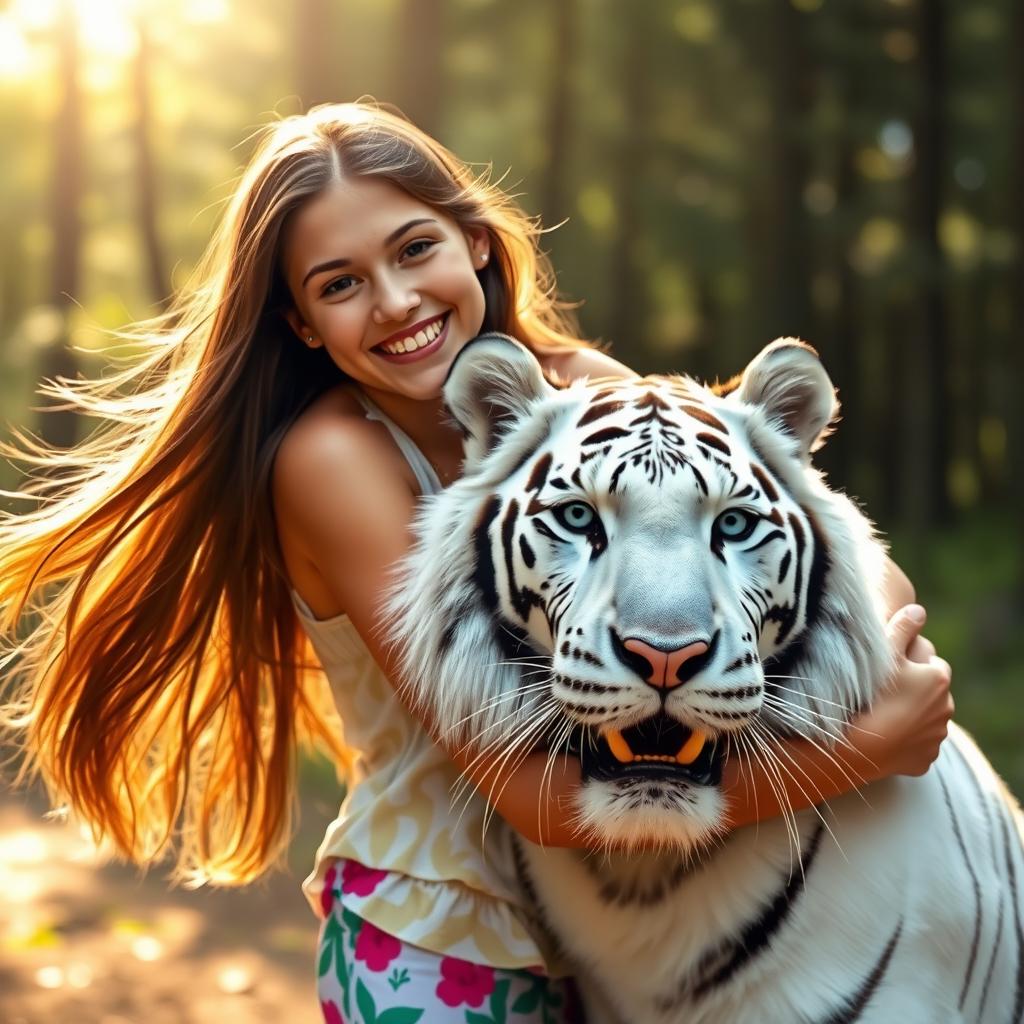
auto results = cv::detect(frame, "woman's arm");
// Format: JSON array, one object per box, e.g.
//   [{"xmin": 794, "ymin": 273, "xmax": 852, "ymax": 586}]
[
  {"xmin": 719, "ymin": 603, "xmax": 953, "ymax": 832},
  {"xmin": 449, "ymin": 602, "xmax": 954, "ymax": 847},
  {"xmin": 274, "ymin": 367, "xmax": 953, "ymax": 851}
]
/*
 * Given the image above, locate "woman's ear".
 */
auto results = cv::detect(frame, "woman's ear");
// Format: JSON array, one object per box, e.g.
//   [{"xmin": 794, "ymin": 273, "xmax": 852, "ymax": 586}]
[
  {"xmin": 463, "ymin": 226, "xmax": 491, "ymax": 268},
  {"xmin": 283, "ymin": 307, "xmax": 322, "ymax": 349}
]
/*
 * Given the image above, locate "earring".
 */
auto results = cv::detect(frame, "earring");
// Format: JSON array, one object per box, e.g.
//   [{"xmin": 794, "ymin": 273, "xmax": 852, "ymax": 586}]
[
  {"xmin": 479, "ymin": 252, "xmax": 489, "ymax": 265},
  {"xmin": 306, "ymin": 335, "xmax": 314, "ymax": 344}
]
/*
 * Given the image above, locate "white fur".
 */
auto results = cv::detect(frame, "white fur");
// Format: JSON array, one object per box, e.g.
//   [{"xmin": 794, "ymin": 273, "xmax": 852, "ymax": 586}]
[{"xmin": 387, "ymin": 336, "xmax": 1024, "ymax": 1023}]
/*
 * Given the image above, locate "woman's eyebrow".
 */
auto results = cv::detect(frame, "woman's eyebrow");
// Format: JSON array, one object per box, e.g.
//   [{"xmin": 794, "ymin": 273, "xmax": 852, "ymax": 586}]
[{"xmin": 301, "ymin": 218, "xmax": 438, "ymax": 289}]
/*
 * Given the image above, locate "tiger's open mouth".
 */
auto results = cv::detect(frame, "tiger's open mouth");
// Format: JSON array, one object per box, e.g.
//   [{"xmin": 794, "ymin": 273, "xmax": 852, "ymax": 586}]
[{"xmin": 579, "ymin": 713, "xmax": 724, "ymax": 787}]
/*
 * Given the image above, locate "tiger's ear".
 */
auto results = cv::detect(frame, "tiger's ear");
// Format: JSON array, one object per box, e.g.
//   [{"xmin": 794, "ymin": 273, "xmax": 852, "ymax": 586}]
[
  {"xmin": 738, "ymin": 338, "xmax": 839, "ymax": 457},
  {"xmin": 443, "ymin": 333, "xmax": 556, "ymax": 467}
]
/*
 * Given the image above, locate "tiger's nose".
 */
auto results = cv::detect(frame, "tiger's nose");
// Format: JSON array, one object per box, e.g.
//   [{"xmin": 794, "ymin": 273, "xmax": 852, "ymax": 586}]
[{"xmin": 621, "ymin": 636, "xmax": 710, "ymax": 690}]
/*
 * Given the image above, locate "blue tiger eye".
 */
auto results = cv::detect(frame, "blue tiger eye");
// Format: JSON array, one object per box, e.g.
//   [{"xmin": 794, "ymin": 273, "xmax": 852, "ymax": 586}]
[
  {"xmin": 558, "ymin": 501, "xmax": 596, "ymax": 531},
  {"xmin": 715, "ymin": 510, "xmax": 756, "ymax": 539}
]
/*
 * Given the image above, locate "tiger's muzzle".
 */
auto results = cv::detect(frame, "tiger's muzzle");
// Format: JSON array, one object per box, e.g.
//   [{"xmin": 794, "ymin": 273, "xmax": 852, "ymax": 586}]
[{"xmin": 576, "ymin": 713, "xmax": 725, "ymax": 788}]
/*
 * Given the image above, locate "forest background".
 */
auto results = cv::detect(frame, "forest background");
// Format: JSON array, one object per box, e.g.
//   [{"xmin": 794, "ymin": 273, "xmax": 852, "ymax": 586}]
[{"xmin": 0, "ymin": 0, "xmax": 1021, "ymax": 1018}]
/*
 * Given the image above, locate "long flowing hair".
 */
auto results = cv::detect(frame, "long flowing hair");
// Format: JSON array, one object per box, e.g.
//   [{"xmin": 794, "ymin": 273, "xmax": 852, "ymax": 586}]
[{"xmin": 0, "ymin": 102, "xmax": 589, "ymax": 885}]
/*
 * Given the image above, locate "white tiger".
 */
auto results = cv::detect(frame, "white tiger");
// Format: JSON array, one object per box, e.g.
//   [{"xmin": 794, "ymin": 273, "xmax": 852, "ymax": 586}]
[{"xmin": 388, "ymin": 334, "xmax": 1024, "ymax": 1024}]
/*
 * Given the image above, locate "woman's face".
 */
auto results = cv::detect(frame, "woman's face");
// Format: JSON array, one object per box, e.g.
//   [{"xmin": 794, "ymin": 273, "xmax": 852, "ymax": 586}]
[{"xmin": 281, "ymin": 176, "xmax": 490, "ymax": 402}]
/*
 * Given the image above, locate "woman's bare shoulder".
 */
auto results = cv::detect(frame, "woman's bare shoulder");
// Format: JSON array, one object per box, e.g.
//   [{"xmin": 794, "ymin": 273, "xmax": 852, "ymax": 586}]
[
  {"xmin": 272, "ymin": 385, "xmax": 419, "ymax": 617},
  {"xmin": 276, "ymin": 387, "xmax": 403, "ymax": 484},
  {"xmin": 272, "ymin": 385, "xmax": 415, "ymax": 540},
  {"xmin": 540, "ymin": 346, "xmax": 638, "ymax": 383}
]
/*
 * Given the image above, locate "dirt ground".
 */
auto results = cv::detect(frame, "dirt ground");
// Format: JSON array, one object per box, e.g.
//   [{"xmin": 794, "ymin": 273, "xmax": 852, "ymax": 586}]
[{"xmin": 0, "ymin": 775, "xmax": 342, "ymax": 1023}]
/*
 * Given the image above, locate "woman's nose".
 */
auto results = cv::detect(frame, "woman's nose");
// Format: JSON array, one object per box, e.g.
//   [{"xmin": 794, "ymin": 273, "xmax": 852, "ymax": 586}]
[{"xmin": 372, "ymin": 272, "xmax": 420, "ymax": 324}]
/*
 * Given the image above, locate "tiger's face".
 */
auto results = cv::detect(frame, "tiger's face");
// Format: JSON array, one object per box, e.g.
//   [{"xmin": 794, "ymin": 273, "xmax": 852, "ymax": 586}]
[{"xmin": 389, "ymin": 336, "xmax": 891, "ymax": 850}]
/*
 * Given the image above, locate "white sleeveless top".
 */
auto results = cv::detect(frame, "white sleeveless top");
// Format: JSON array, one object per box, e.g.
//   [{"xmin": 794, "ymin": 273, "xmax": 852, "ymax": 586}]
[{"xmin": 296, "ymin": 389, "xmax": 558, "ymax": 972}]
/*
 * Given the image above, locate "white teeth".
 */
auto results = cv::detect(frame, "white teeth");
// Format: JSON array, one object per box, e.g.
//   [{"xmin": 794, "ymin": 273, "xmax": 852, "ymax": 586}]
[{"xmin": 380, "ymin": 316, "xmax": 445, "ymax": 356}]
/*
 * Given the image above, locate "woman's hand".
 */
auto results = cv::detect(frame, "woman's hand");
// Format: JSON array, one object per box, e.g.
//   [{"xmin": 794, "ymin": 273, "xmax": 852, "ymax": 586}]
[
  {"xmin": 721, "ymin": 603, "xmax": 953, "ymax": 831},
  {"xmin": 850, "ymin": 604, "xmax": 954, "ymax": 780}
]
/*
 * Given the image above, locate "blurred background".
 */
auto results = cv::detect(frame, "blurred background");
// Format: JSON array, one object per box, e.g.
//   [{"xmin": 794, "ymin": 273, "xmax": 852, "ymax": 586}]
[{"xmin": 0, "ymin": 0, "xmax": 1021, "ymax": 1020}]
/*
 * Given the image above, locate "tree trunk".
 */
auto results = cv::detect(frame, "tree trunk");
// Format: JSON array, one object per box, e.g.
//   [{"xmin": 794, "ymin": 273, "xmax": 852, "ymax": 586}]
[
  {"xmin": 40, "ymin": 0, "xmax": 83, "ymax": 451},
  {"xmin": 1012, "ymin": 0, "xmax": 1024, "ymax": 601},
  {"xmin": 294, "ymin": 0, "xmax": 334, "ymax": 110},
  {"xmin": 132, "ymin": 15, "xmax": 169, "ymax": 306},
  {"xmin": 900, "ymin": 0, "xmax": 950, "ymax": 538},
  {"xmin": 395, "ymin": 0, "xmax": 444, "ymax": 135},
  {"xmin": 606, "ymin": 9, "xmax": 650, "ymax": 353},
  {"xmin": 765, "ymin": 1, "xmax": 813, "ymax": 340},
  {"xmin": 821, "ymin": 93, "xmax": 860, "ymax": 496},
  {"xmin": 539, "ymin": 0, "xmax": 577, "ymax": 233}
]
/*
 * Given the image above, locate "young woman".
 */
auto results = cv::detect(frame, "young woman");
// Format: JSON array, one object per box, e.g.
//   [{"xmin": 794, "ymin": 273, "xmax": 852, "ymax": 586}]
[{"xmin": 0, "ymin": 103, "xmax": 953, "ymax": 1023}]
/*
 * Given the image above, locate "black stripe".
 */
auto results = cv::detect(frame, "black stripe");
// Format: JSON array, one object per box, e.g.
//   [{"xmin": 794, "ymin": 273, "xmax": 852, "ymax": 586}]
[
  {"xmin": 525, "ymin": 451, "xmax": 552, "ymax": 492},
  {"xmin": 518, "ymin": 534, "xmax": 535, "ymax": 569},
  {"xmin": 576, "ymin": 399, "xmax": 626, "ymax": 426},
  {"xmin": 819, "ymin": 919, "xmax": 903, "ymax": 1024},
  {"xmin": 680, "ymin": 403, "xmax": 728, "ymax": 432},
  {"xmin": 581, "ymin": 426, "xmax": 631, "ymax": 446},
  {"xmin": 696, "ymin": 431, "xmax": 731, "ymax": 455},
  {"xmin": 438, "ymin": 597, "xmax": 474, "ymax": 655},
  {"xmin": 948, "ymin": 737, "xmax": 1003, "ymax": 1020},
  {"xmin": 471, "ymin": 494, "xmax": 503, "ymax": 610},
  {"xmin": 938, "ymin": 769, "xmax": 983, "ymax": 1009},
  {"xmin": 778, "ymin": 550, "xmax": 791, "ymax": 584},
  {"xmin": 750, "ymin": 463, "xmax": 779, "ymax": 502},
  {"xmin": 741, "ymin": 528, "xmax": 786, "ymax": 554},
  {"xmin": 598, "ymin": 858, "xmax": 691, "ymax": 907},
  {"xmin": 634, "ymin": 389, "xmax": 672, "ymax": 411},
  {"xmin": 997, "ymin": 802, "xmax": 1024, "ymax": 1023},
  {"xmin": 692, "ymin": 821, "xmax": 825, "ymax": 999},
  {"xmin": 979, "ymin": 898, "xmax": 1005, "ymax": 1021},
  {"xmin": 533, "ymin": 519, "xmax": 562, "ymax": 543},
  {"xmin": 501, "ymin": 499, "xmax": 543, "ymax": 623}
]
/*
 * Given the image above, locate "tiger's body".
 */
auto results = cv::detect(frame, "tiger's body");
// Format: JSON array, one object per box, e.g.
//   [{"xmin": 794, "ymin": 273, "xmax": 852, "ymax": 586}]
[{"xmin": 388, "ymin": 335, "xmax": 1024, "ymax": 1023}]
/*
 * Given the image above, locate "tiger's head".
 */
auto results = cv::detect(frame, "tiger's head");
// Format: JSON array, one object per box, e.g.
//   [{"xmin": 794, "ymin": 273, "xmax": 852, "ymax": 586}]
[{"xmin": 388, "ymin": 335, "xmax": 893, "ymax": 850}]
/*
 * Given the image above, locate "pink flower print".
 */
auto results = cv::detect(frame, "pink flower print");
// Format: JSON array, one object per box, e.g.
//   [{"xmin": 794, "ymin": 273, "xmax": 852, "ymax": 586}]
[
  {"xmin": 436, "ymin": 955, "xmax": 496, "ymax": 1008},
  {"xmin": 320, "ymin": 998, "xmax": 345, "ymax": 1024},
  {"xmin": 340, "ymin": 859, "xmax": 390, "ymax": 897},
  {"xmin": 320, "ymin": 862, "xmax": 339, "ymax": 918},
  {"xmin": 354, "ymin": 921, "xmax": 402, "ymax": 972}
]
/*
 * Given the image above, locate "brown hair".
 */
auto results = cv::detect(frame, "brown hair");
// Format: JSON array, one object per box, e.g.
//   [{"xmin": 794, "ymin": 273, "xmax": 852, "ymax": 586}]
[{"xmin": 0, "ymin": 101, "xmax": 589, "ymax": 885}]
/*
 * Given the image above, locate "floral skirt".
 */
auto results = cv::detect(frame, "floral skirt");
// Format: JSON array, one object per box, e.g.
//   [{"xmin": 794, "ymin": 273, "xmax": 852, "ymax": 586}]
[{"xmin": 316, "ymin": 859, "xmax": 580, "ymax": 1024}]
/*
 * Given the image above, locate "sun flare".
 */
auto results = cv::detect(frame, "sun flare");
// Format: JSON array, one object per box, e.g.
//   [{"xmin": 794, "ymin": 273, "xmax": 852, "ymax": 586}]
[{"xmin": 3, "ymin": 0, "xmax": 230, "ymax": 71}]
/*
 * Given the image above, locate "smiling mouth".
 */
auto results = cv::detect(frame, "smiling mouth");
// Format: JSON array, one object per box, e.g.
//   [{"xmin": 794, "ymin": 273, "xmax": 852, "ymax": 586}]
[
  {"xmin": 578, "ymin": 713, "xmax": 723, "ymax": 786},
  {"xmin": 374, "ymin": 312, "xmax": 449, "ymax": 357}
]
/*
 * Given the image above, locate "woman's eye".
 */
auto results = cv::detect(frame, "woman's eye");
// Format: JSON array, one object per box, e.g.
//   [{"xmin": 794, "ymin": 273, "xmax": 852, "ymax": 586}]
[
  {"xmin": 555, "ymin": 501, "xmax": 597, "ymax": 532},
  {"xmin": 714, "ymin": 509, "xmax": 758, "ymax": 541},
  {"xmin": 401, "ymin": 239, "xmax": 435, "ymax": 260},
  {"xmin": 323, "ymin": 275, "xmax": 357, "ymax": 297}
]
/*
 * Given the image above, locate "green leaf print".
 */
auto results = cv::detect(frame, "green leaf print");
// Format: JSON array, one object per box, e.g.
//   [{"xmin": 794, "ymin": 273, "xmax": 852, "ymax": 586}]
[
  {"xmin": 540, "ymin": 985, "xmax": 565, "ymax": 1024},
  {"xmin": 342, "ymin": 906, "xmax": 364, "ymax": 950},
  {"xmin": 376, "ymin": 1010, "xmax": 424, "ymax": 1024},
  {"xmin": 324, "ymin": 913, "xmax": 342, "ymax": 942},
  {"xmin": 510, "ymin": 983, "xmax": 542, "ymax": 1014},
  {"xmin": 489, "ymin": 979, "xmax": 511, "ymax": 1024},
  {"xmin": 356, "ymin": 978, "xmax": 378, "ymax": 1024},
  {"xmin": 318, "ymin": 937, "xmax": 333, "ymax": 978},
  {"xmin": 335, "ymin": 939, "xmax": 351, "ymax": 1018},
  {"xmin": 464, "ymin": 1013, "xmax": 496, "ymax": 1024},
  {"xmin": 388, "ymin": 966, "xmax": 411, "ymax": 992}
]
